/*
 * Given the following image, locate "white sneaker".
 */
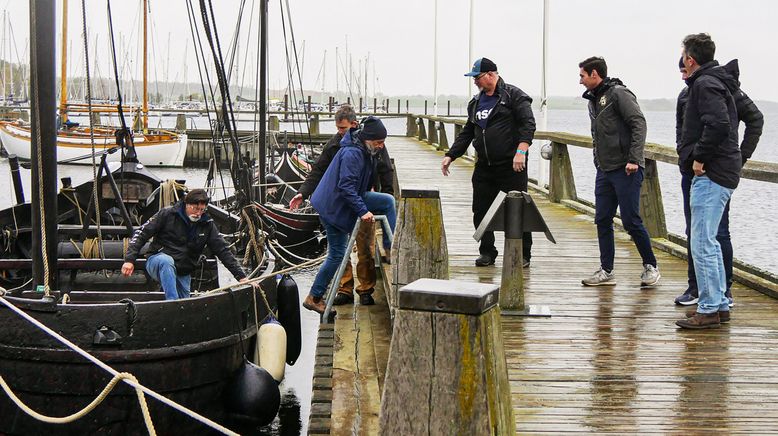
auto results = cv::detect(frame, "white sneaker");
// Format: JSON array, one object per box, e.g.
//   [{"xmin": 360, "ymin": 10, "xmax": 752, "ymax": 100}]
[
  {"xmin": 582, "ymin": 268, "xmax": 616, "ymax": 286},
  {"xmin": 641, "ymin": 264, "xmax": 661, "ymax": 286}
]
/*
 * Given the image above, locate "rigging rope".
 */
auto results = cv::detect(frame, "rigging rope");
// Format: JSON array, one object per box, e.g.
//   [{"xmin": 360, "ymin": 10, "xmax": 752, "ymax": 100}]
[{"xmin": 82, "ymin": 0, "xmax": 105, "ymax": 260}]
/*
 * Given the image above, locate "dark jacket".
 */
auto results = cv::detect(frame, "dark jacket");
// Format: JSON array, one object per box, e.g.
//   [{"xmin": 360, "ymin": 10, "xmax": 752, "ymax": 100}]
[
  {"xmin": 446, "ymin": 77, "xmax": 536, "ymax": 167},
  {"xmin": 680, "ymin": 61, "xmax": 742, "ymax": 189},
  {"xmin": 298, "ymin": 132, "xmax": 394, "ymax": 199},
  {"xmin": 582, "ymin": 77, "xmax": 647, "ymax": 171},
  {"xmin": 676, "ymin": 59, "xmax": 763, "ymax": 167},
  {"xmin": 310, "ymin": 129, "xmax": 374, "ymax": 233},
  {"xmin": 125, "ymin": 201, "xmax": 246, "ymax": 279}
]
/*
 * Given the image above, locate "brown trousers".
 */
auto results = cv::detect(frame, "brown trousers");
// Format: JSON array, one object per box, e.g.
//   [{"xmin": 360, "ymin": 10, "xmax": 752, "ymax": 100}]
[{"xmin": 338, "ymin": 220, "xmax": 376, "ymax": 295}]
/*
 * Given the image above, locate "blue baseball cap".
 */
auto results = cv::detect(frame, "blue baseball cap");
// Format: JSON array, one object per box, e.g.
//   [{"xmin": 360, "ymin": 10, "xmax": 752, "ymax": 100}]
[{"xmin": 464, "ymin": 57, "xmax": 497, "ymax": 76}]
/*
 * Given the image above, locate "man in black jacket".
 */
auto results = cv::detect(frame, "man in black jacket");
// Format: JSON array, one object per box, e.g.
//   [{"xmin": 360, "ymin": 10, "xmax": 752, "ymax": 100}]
[
  {"xmin": 121, "ymin": 189, "xmax": 249, "ymax": 300},
  {"xmin": 578, "ymin": 56, "xmax": 660, "ymax": 287},
  {"xmin": 442, "ymin": 57, "xmax": 535, "ymax": 268},
  {"xmin": 674, "ymin": 56, "xmax": 764, "ymax": 307},
  {"xmin": 289, "ymin": 106, "xmax": 394, "ymax": 306},
  {"xmin": 676, "ymin": 33, "xmax": 743, "ymax": 329}
]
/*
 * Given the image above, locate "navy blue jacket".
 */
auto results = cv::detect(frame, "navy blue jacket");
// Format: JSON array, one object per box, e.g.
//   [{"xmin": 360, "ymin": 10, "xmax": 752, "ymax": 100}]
[
  {"xmin": 310, "ymin": 129, "xmax": 374, "ymax": 233},
  {"xmin": 680, "ymin": 61, "xmax": 742, "ymax": 189}
]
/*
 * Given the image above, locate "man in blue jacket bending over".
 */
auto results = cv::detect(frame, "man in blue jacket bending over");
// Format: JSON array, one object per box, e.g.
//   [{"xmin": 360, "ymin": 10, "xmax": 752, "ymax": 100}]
[{"xmin": 303, "ymin": 117, "xmax": 396, "ymax": 314}]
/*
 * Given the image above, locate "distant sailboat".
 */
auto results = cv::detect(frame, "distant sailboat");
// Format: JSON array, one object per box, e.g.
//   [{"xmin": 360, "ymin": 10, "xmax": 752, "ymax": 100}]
[{"xmin": 0, "ymin": 0, "xmax": 187, "ymax": 167}]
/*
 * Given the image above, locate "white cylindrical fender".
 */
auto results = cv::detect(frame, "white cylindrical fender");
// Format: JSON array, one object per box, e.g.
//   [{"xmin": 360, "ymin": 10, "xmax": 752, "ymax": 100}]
[{"xmin": 258, "ymin": 320, "xmax": 287, "ymax": 382}]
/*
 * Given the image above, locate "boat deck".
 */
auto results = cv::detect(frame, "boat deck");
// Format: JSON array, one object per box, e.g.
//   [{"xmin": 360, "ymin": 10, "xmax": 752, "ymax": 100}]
[{"xmin": 323, "ymin": 135, "xmax": 778, "ymax": 434}]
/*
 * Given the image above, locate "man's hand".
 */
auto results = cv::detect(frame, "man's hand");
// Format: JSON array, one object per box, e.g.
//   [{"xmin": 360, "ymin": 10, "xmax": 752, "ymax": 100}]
[
  {"xmin": 693, "ymin": 160, "xmax": 705, "ymax": 176},
  {"xmin": 361, "ymin": 211, "xmax": 375, "ymax": 223},
  {"xmin": 441, "ymin": 156, "xmax": 452, "ymax": 176},
  {"xmin": 121, "ymin": 262, "xmax": 134, "ymax": 276},
  {"xmin": 513, "ymin": 153, "xmax": 526, "ymax": 172},
  {"xmin": 289, "ymin": 193, "xmax": 303, "ymax": 210},
  {"xmin": 513, "ymin": 143, "xmax": 529, "ymax": 172},
  {"xmin": 625, "ymin": 163, "xmax": 639, "ymax": 175}
]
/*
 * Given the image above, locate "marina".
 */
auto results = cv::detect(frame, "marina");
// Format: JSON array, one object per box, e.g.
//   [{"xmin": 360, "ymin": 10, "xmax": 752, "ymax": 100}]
[{"xmin": 0, "ymin": 0, "xmax": 777, "ymax": 434}]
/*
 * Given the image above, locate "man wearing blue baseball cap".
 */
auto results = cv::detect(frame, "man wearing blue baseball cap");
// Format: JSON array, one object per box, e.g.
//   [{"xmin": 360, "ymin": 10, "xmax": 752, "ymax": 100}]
[{"xmin": 442, "ymin": 57, "xmax": 536, "ymax": 268}]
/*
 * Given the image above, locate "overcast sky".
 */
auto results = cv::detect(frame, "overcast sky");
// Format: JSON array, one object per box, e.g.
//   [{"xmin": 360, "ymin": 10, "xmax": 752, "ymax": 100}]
[{"xmin": 2, "ymin": 0, "xmax": 777, "ymax": 101}]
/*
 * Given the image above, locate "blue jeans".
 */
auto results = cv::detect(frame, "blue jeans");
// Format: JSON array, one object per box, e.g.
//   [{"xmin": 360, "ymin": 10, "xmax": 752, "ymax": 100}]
[
  {"xmin": 146, "ymin": 253, "xmax": 191, "ymax": 300},
  {"xmin": 690, "ymin": 176, "xmax": 733, "ymax": 314},
  {"xmin": 594, "ymin": 168, "xmax": 657, "ymax": 272},
  {"xmin": 309, "ymin": 220, "xmax": 349, "ymax": 298},
  {"xmin": 681, "ymin": 171, "xmax": 732, "ymax": 293},
  {"xmin": 362, "ymin": 191, "xmax": 396, "ymax": 250}
]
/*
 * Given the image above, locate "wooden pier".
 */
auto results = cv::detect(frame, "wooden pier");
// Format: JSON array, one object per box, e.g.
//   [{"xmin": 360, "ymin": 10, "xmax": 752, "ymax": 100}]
[{"xmin": 319, "ymin": 134, "xmax": 778, "ymax": 434}]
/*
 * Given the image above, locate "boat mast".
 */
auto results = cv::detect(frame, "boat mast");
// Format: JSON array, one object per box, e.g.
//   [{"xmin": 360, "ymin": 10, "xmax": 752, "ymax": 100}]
[
  {"xmin": 59, "ymin": 0, "xmax": 68, "ymax": 122},
  {"xmin": 433, "ymin": 0, "xmax": 438, "ymax": 116},
  {"xmin": 538, "ymin": 0, "xmax": 550, "ymax": 187},
  {"xmin": 30, "ymin": 0, "xmax": 58, "ymax": 291},
  {"xmin": 258, "ymin": 0, "xmax": 267, "ymax": 203},
  {"xmin": 142, "ymin": 0, "xmax": 148, "ymax": 131}
]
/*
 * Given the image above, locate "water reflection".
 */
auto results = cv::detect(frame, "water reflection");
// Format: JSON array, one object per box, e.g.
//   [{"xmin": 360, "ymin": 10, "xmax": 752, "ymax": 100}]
[{"xmin": 585, "ymin": 287, "xmax": 643, "ymax": 431}]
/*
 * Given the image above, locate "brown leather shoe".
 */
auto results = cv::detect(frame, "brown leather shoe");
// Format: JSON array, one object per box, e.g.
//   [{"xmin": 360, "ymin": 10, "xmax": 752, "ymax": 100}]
[
  {"xmin": 676, "ymin": 312, "xmax": 721, "ymax": 329},
  {"xmin": 302, "ymin": 294, "xmax": 326, "ymax": 314},
  {"xmin": 686, "ymin": 309, "xmax": 730, "ymax": 323}
]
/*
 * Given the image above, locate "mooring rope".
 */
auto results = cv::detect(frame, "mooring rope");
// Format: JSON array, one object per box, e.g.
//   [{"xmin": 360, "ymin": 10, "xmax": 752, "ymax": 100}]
[
  {"xmin": 0, "ymin": 294, "xmax": 239, "ymax": 436},
  {"xmin": 203, "ymin": 254, "xmax": 325, "ymax": 295},
  {"xmin": 0, "ymin": 371, "xmax": 155, "ymax": 434}
]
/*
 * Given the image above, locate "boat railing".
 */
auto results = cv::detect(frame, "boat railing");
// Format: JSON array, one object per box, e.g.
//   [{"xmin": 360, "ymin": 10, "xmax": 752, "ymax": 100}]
[{"xmin": 406, "ymin": 113, "xmax": 778, "ymax": 297}]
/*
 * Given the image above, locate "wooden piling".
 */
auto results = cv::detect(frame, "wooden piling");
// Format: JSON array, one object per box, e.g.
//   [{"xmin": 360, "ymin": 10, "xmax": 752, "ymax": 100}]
[
  {"xmin": 548, "ymin": 141, "xmax": 577, "ymax": 203},
  {"xmin": 379, "ymin": 279, "xmax": 515, "ymax": 435},
  {"xmin": 436, "ymin": 123, "xmax": 448, "ymax": 151},
  {"xmin": 426, "ymin": 119, "xmax": 438, "ymax": 145},
  {"xmin": 268, "ymin": 115, "xmax": 280, "ymax": 131},
  {"xmin": 416, "ymin": 118, "xmax": 427, "ymax": 142},
  {"xmin": 309, "ymin": 113, "xmax": 320, "ymax": 135},
  {"xmin": 640, "ymin": 158, "xmax": 668, "ymax": 239},
  {"xmin": 499, "ymin": 191, "xmax": 525, "ymax": 311},
  {"xmin": 405, "ymin": 115, "xmax": 418, "ymax": 137},
  {"xmin": 390, "ymin": 188, "xmax": 448, "ymax": 313},
  {"xmin": 90, "ymin": 111, "xmax": 101, "ymax": 127},
  {"xmin": 175, "ymin": 113, "xmax": 187, "ymax": 131}
]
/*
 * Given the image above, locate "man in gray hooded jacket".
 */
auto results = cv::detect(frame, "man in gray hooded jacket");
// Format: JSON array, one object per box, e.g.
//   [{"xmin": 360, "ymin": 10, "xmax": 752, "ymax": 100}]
[{"xmin": 578, "ymin": 56, "xmax": 660, "ymax": 288}]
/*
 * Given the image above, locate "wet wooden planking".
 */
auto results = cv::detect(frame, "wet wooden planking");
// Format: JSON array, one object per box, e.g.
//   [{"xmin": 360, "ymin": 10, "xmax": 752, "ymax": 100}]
[{"xmin": 387, "ymin": 136, "xmax": 778, "ymax": 433}]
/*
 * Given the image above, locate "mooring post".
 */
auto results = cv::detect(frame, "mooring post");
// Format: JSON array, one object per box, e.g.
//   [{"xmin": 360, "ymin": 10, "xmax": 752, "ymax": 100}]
[
  {"xmin": 474, "ymin": 191, "xmax": 555, "ymax": 316},
  {"xmin": 390, "ymin": 188, "xmax": 448, "ymax": 315},
  {"xmin": 309, "ymin": 113, "xmax": 320, "ymax": 135},
  {"xmin": 175, "ymin": 113, "xmax": 187, "ymax": 131},
  {"xmin": 268, "ymin": 115, "xmax": 280, "ymax": 131},
  {"xmin": 500, "ymin": 191, "xmax": 526, "ymax": 311},
  {"xmin": 405, "ymin": 114, "xmax": 417, "ymax": 137},
  {"xmin": 379, "ymin": 279, "xmax": 515, "ymax": 435},
  {"xmin": 90, "ymin": 111, "xmax": 101, "ymax": 127}
]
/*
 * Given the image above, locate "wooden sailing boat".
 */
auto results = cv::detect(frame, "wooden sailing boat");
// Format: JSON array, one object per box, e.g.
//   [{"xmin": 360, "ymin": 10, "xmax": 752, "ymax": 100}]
[
  {"xmin": 0, "ymin": 2, "xmax": 290, "ymax": 433},
  {"xmin": 0, "ymin": 0, "xmax": 187, "ymax": 167}
]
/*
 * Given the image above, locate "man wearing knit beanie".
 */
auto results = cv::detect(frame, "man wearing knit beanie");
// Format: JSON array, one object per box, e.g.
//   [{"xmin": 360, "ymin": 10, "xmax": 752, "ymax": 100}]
[{"xmin": 304, "ymin": 117, "xmax": 397, "ymax": 314}]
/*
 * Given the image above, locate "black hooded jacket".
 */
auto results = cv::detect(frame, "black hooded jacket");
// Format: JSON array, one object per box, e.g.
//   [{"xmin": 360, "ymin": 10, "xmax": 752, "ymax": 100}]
[
  {"xmin": 679, "ymin": 61, "xmax": 742, "ymax": 189},
  {"xmin": 124, "ymin": 201, "xmax": 246, "ymax": 279},
  {"xmin": 447, "ymin": 77, "xmax": 536, "ymax": 167},
  {"xmin": 582, "ymin": 77, "xmax": 647, "ymax": 171},
  {"xmin": 297, "ymin": 132, "xmax": 394, "ymax": 199},
  {"xmin": 676, "ymin": 59, "xmax": 763, "ymax": 167}
]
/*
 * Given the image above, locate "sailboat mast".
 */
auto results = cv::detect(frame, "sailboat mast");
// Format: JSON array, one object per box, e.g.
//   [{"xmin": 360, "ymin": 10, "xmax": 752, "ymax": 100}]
[
  {"xmin": 59, "ymin": 0, "xmax": 68, "ymax": 122},
  {"xmin": 142, "ymin": 0, "xmax": 148, "ymax": 131},
  {"xmin": 258, "ymin": 0, "xmax": 267, "ymax": 204},
  {"xmin": 30, "ymin": 0, "xmax": 58, "ymax": 291}
]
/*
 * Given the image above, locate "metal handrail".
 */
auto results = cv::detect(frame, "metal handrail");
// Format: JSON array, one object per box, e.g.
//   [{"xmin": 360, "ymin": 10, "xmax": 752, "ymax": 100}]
[{"xmin": 321, "ymin": 215, "xmax": 392, "ymax": 323}]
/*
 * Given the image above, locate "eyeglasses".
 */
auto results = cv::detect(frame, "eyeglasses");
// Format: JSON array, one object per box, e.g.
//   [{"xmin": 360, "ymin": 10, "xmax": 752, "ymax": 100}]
[
  {"xmin": 188, "ymin": 204, "xmax": 208, "ymax": 213},
  {"xmin": 474, "ymin": 72, "xmax": 489, "ymax": 81}
]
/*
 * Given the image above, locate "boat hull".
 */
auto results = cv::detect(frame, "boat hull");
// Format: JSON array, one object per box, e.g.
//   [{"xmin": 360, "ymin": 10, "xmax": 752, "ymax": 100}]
[
  {"xmin": 0, "ymin": 122, "xmax": 188, "ymax": 167},
  {"xmin": 0, "ymin": 276, "xmax": 277, "ymax": 435}
]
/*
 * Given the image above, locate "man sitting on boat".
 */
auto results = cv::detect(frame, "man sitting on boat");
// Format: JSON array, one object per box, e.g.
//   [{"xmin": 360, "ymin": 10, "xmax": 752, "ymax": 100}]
[
  {"xmin": 303, "ymin": 117, "xmax": 397, "ymax": 314},
  {"xmin": 121, "ymin": 189, "xmax": 250, "ymax": 300}
]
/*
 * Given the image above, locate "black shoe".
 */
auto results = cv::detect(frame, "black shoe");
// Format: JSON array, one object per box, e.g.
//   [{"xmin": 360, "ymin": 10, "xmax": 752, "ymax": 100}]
[
  {"xmin": 475, "ymin": 254, "xmax": 496, "ymax": 267},
  {"xmin": 333, "ymin": 293, "xmax": 354, "ymax": 306},
  {"xmin": 359, "ymin": 293, "xmax": 375, "ymax": 306}
]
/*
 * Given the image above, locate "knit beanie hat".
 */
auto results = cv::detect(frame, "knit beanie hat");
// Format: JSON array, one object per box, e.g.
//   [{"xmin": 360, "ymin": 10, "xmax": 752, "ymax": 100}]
[{"xmin": 359, "ymin": 116, "xmax": 387, "ymax": 141}]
